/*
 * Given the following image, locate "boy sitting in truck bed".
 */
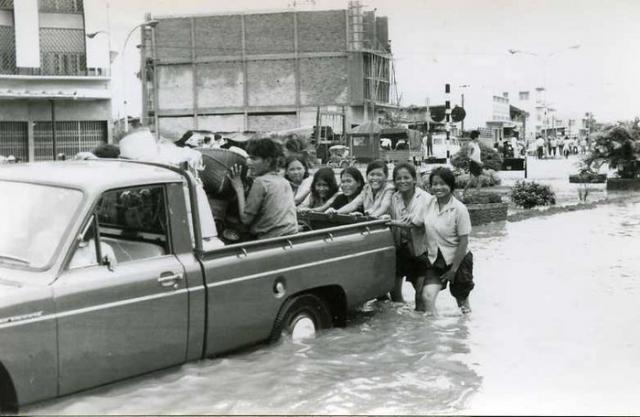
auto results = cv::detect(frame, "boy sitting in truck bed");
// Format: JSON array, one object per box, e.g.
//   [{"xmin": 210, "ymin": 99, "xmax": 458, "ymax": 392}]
[{"xmin": 228, "ymin": 138, "xmax": 298, "ymax": 240}]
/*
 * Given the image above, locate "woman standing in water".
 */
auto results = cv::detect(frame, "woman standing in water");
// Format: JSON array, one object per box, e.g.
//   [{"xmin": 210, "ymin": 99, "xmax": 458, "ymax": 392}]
[
  {"xmin": 397, "ymin": 167, "xmax": 474, "ymax": 315},
  {"xmin": 388, "ymin": 163, "xmax": 431, "ymax": 310}
]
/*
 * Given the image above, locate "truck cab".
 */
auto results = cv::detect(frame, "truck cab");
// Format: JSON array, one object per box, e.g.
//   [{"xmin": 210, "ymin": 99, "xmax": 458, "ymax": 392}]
[{"xmin": 0, "ymin": 160, "xmax": 395, "ymax": 412}]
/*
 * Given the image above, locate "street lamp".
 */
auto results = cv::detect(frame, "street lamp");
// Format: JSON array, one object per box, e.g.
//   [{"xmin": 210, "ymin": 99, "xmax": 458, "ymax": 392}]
[
  {"xmin": 86, "ymin": 30, "xmax": 108, "ymax": 39},
  {"xmin": 121, "ymin": 19, "xmax": 159, "ymax": 133}
]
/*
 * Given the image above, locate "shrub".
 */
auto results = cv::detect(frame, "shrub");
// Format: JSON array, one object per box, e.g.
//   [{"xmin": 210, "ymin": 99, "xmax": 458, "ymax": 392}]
[
  {"xmin": 460, "ymin": 190, "xmax": 503, "ymax": 204},
  {"xmin": 455, "ymin": 169, "xmax": 502, "ymax": 188},
  {"xmin": 583, "ymin": 121, "xmax": 640, "ymax": 179},
  {"xmin": 451, "ymin": 142, "xmax": 503, "ymax": 172},
  {"xmin": 511, "ymin": 181, "xmax": 556, "ymax": 209}
]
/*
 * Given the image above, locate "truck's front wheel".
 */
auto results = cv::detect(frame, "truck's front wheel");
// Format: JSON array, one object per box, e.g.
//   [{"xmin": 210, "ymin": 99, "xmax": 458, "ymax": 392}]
[{"xmin": 270, "ymin": 294, "xmax": 332, "ymax": 342}]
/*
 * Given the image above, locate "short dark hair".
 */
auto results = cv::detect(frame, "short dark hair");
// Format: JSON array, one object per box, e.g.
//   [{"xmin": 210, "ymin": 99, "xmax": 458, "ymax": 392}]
[
  {"xmin": 311, "ymin": 167, "xmax": 339, "ymax": 200},
  {"xmin": 284, "ymin": 155, "xmax": 310, "ymax": 180},
  {"xmin": 93, "ymin": 143, "xmax": 120, "ymax": 159},
  {"xmin": 429, "ymin": 166, "xmax": 457, "ymax": 191},
  {"xmin": 246, "ymin": 138, "xmax": 284, "ymax": 169},
  {"xmin": 470, "ymin": 130, "xmax": 480, "ymax": 140},
  {"xmin": 340, "ymin": 166, "xmax": 365, "ymax": 195},
  {"xmin": 392, "ymin": 162, "xmax": 417, "ymax": 181},
  {"xmin": 214, "ymin": 133, "xmax": 222, "ymax": 140},
  {"xmin": 366, "ymin": 159, "xmax": 388, "ymax": 177}
]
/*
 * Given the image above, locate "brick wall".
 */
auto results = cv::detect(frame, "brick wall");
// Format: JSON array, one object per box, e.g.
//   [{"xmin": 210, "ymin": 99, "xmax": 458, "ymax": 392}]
[
  {"xmin": 194, "ymin": 15, "xmax": 242, "ymax": 58},
  {"xmin": 299, "ymin": 57, "xmax": 349, "ymax": 105},
  {"xmin": 157, "ymin": 65, "xmax": 193, "ymax": 110},
  {"xmin": 158, "ymin": 116, "xmax": 194, "ymax": 139},
  {"xmin": 198, "ymin": 114, "xmax": 244, "ymax": 132},
  {"xmin": 248, "ymin": 114, "xmax": 296, "ymax": 131},
  {"xmin": 155, "ymin": 17, "xmax": 192, "ymax": 62},
  {"xmin": 297, "ymin": 10, "xmax": 346, "ymax": 53},
  {"xmin": 247, "ymin": 60, "xmax": 295, "ymax": 106},
  {"xmin": 299, "ymin": 110, "xmax": 317, "ymax": 127},
  {"xmin": 244, "ymin": 13, "xmax": 294, "ymax": 54},
  {"xmin": 196, "ymin": 61, "xmax": 244, "ymax": 108}
]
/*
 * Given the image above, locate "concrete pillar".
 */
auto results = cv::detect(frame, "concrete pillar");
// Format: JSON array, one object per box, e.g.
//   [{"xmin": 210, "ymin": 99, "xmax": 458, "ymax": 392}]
[
  {"xmin": 27, "ymin": 105, "xmax": 34, "ymax": 162},
  {"xmin": 14, "ymin": 0, "xmax": 40, "ymax": 69}
]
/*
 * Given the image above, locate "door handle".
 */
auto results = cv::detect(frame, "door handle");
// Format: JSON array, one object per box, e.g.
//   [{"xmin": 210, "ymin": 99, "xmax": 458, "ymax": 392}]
[{"xmin": 158, "ymin": 272, "xmax": 183, "ymax": 289}]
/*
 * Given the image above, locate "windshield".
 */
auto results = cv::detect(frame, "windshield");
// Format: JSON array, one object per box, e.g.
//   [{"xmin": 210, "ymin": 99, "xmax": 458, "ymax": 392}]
[{"xmin": 0, "ymin": 181, "xmax": 83, "ymax": 270}]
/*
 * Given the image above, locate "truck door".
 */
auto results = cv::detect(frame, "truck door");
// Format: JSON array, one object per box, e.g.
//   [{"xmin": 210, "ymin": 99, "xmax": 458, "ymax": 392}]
[{"xmin": 53, "ymin": 185, "xmax": 189, "ymax": 396}]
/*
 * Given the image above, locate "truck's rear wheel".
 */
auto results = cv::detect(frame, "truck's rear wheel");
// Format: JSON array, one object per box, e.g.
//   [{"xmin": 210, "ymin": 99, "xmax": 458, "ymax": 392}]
[{"xmin": 270, "ymin": 294, "xmax": 332, "ymax": 342}]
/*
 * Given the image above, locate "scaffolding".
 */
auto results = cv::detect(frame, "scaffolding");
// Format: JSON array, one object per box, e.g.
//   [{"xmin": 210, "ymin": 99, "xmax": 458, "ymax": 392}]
[{"xmin": 348, "ymin": 0, "xmax": 364, "ymax": 52}]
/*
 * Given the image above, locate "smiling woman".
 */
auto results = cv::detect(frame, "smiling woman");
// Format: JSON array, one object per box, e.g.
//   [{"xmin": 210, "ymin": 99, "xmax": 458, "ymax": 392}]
[
  {"xmin": 335, "ymin": 160, "xmax": 395, "ymax": 217},
  {"xmin": 388, "ymin": 162, "xmax": 431, "ymax": 308}
]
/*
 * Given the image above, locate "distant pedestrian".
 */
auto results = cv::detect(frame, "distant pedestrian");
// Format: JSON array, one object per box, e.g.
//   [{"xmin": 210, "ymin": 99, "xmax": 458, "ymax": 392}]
[
  {"xmin": 579, "ymin": 138, "xmax": 587, "ymax": 154},
  {"xmin": 550, "ymin": 137, "xmax": 557, "ymax": 158},
  {"xmin": 535, "ymin": 136, "xmax": 545, "ymax": 159},
  {"xmin": 425, "ymin": 132, "xmax": 433, "ymax": 157},
  {"xmin": 464, "ymin": 130, "xmax": 483, "ymax": 192},
  {"xmin": 510, "ymin": 136, "xmax": 519, "ymax": 157},
  {"xmin": 558, "ymin": 135, "xmax": 565, "ymax": 156},
  {"xmin": 563, "ymin": 136, "xmax": 571, "ymax": 158}
]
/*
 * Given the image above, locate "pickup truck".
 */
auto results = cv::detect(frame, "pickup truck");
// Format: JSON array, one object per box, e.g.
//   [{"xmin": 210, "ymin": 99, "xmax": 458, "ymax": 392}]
[{"xmin": 0, "ymin": 160, "xmax": 395, "ymax": 412}]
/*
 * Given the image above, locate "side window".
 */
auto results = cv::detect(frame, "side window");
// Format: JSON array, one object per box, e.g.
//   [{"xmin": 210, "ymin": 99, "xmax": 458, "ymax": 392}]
[{"xmin": 95, "ymin": 185, "xmax": 170, "ymax": 264}]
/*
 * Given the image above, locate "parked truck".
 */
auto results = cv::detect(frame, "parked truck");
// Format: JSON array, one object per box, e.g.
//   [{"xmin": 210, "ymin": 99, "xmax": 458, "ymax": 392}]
[{"xmin": 0, "ymin": 160, "xmax": 395, "ymax": 412}]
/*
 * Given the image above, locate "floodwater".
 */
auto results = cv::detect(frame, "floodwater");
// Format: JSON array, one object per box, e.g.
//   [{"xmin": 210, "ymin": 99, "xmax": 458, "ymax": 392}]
[{"xmin": 30, "ymin": 193, "xmax": 640, "ymax": 415}]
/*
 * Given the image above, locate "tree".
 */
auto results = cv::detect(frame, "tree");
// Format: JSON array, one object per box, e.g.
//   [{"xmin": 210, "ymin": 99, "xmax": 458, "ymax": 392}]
[{"xmin": 583, "ymin": 119, "xmax": 640, "ymax": 179}]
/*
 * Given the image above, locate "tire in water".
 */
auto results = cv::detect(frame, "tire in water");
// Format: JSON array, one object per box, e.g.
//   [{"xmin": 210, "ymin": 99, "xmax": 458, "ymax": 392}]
[{"xmin": 269, "ymin": 293, "xmax": 333, "ymax": 342}]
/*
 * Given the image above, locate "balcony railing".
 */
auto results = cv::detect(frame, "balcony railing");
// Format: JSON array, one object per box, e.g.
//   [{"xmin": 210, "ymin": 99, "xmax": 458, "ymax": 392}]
[
  {"xmin": 38, "ymin": 0, "xmax": 83, "ymax": 14},
  {"xmin": 40, "ymin": 51, "xmax": 86, "ymax": 75}
]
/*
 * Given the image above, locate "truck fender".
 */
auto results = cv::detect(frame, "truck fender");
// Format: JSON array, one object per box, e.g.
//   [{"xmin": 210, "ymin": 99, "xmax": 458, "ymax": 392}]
[{"xmin": 0, "ymin": 361, "xmax": 18, "ymax": 414}]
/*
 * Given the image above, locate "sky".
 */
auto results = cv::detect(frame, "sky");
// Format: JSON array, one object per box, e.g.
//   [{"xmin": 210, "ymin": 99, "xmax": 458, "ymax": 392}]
[{"xmin": 105, "ymin": 0, "xmax": 640, "ymax": 124}]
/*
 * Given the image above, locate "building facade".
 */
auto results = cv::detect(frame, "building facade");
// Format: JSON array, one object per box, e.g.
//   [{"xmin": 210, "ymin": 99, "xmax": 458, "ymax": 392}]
[
  {"xmin": 0, "ymin": 0, "xmax": 111, "ymax": 161},
  {"xmin": 141, "ymin": 1, "xmax": 394, "ymax": 138}
]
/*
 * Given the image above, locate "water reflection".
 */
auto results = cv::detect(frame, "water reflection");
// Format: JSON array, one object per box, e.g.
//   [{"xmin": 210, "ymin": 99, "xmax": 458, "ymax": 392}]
[{"xmin": 30, "ymin": 196, "xmax": 640, "ymax": 415}]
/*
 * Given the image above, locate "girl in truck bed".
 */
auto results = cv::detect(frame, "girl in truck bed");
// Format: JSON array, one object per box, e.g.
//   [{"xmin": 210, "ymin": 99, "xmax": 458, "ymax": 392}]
[
  {"xmin": 331, "ymin": 160, "xmax": 394, "ymax": 217},
  {"xmin": 298, "ymin": 167, "xmax": 340, "ymax": 212}
]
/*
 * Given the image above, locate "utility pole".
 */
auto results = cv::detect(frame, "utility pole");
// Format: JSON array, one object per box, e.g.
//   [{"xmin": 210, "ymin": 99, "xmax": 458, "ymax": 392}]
[
  {"xmin": 445, "ymin": 83, "xmax": 451, "ymax": 142},
  {"xmin": 458, "ymin": 84, "xmax": 470, "ymax": 135},
  {"xmin": 461, "ymin": 93, "xmax": 465, "ymax": 133}
]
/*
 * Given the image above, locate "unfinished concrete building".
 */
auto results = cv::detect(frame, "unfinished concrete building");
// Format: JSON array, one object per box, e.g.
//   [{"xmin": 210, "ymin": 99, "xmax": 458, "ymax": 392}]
[{"xmin": 140, "ymin": 1, "xmax": 395, "ymax": 138}]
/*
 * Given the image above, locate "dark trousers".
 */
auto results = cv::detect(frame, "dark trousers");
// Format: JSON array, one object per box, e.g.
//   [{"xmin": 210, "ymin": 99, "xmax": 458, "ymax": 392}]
[{"xmin": 428, "ymin": 251, "xmax": 475, "ymax": 301}]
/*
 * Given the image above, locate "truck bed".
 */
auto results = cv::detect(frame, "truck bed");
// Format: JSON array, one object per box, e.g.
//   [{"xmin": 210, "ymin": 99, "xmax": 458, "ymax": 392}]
[{"xmin": 197, "ymin": 219, "xmax": 396, "ymax": 356}]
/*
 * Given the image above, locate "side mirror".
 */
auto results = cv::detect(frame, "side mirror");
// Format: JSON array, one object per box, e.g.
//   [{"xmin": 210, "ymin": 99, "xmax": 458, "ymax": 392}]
[{"xmin": 102, "ymin": 255, "xmax": 115, "ymax": 272}]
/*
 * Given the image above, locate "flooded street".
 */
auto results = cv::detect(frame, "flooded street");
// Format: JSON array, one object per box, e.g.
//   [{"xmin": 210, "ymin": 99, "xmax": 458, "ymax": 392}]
[{"xmin": 30, "ymin": 194, "xmax": 640, "ymax": 415}]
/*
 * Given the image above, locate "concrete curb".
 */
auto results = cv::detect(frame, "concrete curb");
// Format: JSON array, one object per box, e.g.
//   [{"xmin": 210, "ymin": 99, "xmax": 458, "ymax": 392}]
[{"xmin": 506, "ymin": 195, "xmax": 630, "ymax": 223}]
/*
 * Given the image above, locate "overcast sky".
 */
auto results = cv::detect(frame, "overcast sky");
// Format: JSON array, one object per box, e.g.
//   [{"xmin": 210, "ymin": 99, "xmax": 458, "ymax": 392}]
[{"xmin": 106, "ymin": 0, "xmax": 640, "ymax": 123}]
